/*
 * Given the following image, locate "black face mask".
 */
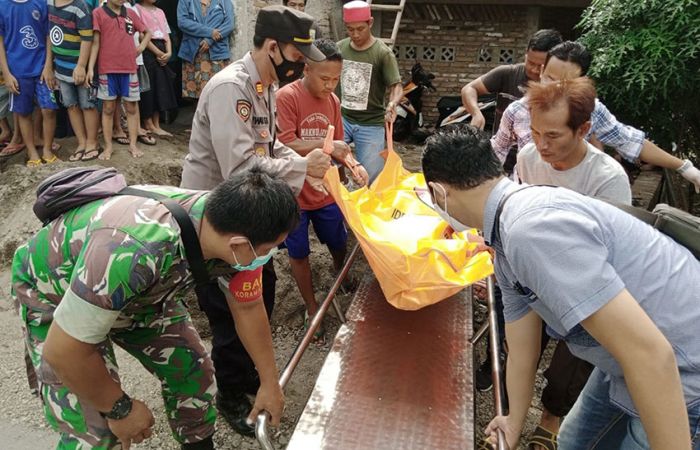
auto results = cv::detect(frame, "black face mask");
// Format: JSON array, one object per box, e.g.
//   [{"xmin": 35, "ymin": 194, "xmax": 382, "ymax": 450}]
[{"xmin": 270, "ymin": 45, "xmax": 305, "ymax": 84}]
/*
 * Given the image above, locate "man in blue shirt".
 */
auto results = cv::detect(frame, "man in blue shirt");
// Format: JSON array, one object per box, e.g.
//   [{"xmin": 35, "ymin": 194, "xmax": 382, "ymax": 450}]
[
  {"xmin": 0, "ymin": 0, "xmax": 60, "ymax": 167},
  {"xmin": 421, "ymin": 125, "xmax": 700, "ymax": 449}
]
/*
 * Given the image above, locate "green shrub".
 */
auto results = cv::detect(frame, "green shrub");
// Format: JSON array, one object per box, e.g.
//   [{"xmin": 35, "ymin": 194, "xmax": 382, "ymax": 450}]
[{"xmin": 578, "ymin": 0, "xmax": 700, "ymax": 162}]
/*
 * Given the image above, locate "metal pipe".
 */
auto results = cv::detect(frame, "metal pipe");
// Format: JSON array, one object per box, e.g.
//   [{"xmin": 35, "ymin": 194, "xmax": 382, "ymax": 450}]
[
  {"xmin": 332, "ymin": 296, "xmax": 346, "ymax": 324},
  {"xmin": 470, "ymin": 321, "xmax": 489, "ymax": 345},
  {"xmin": 487, "ymin": 275, "xmax": 508, "ymax": 450},
  {"xmin": 256, "ymin": 242, "xmax": 361, "ymax": 449},
  {"xmin": 255, "ymin": 414, "xmax": 274, "ymax": 450}
]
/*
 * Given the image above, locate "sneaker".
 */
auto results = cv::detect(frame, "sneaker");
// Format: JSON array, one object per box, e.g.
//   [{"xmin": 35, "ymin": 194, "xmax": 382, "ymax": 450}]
[
  {"xmin": 475, "ymin": 360, "xmax": 493, "ymax": 392},
  {"xmin": 216, "ymin": 391, "xmax": 255, "ymax": 437}
]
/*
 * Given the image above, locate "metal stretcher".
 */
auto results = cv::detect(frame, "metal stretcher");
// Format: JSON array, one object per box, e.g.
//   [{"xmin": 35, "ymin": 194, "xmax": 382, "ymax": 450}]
[{"xmin": 256, "ymin": 243, "xmax": 507, "ymax": 449}]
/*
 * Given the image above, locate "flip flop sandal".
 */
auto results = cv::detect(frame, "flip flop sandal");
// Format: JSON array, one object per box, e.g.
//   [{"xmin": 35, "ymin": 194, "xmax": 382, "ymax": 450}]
[
  {"xmin": 137, "ymin": 133, "xmax": 157, "ymax": 146},
  {"xmin": 42, "ymin": 155, "xmax": 61, "ymax": 164},
  {"xmin": 26, "ymin": 159, "xmax": 43, "ymax": 167},
  {"xmin": 0, "ymin": 143, "xmax": 26, "ymax": 158},
  {"xmin": 527, "ymin": 425, "xmax": 558, "ymax": 450},
  {"xmin": 476, "ymin": 438, "xmax": 493, "ymax": 450},
  {"xmin": 68, "ymin": 149, "xmax": 86, "ymax": 162},
  {"xmin": 80, "ymin": 147, "xmax": 104, "ymax": 162},
  {"xmin": 112, "ymin": 136, "xmax": 130, "ymax": 145}
]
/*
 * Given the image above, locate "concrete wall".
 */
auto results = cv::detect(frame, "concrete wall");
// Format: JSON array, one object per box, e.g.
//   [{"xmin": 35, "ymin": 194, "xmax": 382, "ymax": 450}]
[{"xmin": 231, "ymin": 0, "xmax": 341, "ymax": 60}]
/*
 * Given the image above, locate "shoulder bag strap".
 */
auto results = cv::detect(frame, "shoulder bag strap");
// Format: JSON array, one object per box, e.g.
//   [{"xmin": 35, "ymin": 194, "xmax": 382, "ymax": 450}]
[{"xmin": 118, "ymin": 187, "xmax": 210, "ymax": 288}]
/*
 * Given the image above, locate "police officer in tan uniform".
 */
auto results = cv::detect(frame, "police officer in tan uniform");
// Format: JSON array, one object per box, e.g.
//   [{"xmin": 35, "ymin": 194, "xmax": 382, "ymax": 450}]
[{"xmin": 180, "ymin": 6, "xmax": 333, "ymax": 437}]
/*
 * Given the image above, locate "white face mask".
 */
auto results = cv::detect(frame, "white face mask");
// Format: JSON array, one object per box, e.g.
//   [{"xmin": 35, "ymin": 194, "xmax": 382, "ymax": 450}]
[{"xmin": 431, "ymin": 182, "xmax": 469, "ymax": 233}]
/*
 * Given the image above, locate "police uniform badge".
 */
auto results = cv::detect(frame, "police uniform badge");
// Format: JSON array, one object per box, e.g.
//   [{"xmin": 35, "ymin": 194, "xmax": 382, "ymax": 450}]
[
  {"xmin": 237, "ymin": 100, "xmax": 251, "ymax": 122},
  {"xmin": 255, "ymin": 82, "xmax": 264, "ymax": 95}
]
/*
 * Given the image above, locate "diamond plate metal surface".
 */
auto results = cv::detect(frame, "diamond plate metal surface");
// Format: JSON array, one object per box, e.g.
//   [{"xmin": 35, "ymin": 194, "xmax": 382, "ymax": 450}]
[{"xmin": 287, "ymin": 275, "xmax": 474, "ymax": 450}]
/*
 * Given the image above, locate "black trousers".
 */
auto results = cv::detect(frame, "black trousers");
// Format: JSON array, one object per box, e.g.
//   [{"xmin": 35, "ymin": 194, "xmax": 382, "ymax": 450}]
[
  {"xmin": 540, "ymin": 338, "xmax": 594, "ymax": 417},
  {"xmin": 491, "ymin": 288, "xmax": 593, "ymax": 417},
  {"xmin": 196, "ymin": 261, "xmax": 277, "ymax": 395}
]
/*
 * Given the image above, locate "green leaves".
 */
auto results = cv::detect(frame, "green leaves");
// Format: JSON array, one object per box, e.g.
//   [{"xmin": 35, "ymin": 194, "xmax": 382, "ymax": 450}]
[{"xmin": 578, "ymin": 0, "xmax": 700, "ymax": 161}]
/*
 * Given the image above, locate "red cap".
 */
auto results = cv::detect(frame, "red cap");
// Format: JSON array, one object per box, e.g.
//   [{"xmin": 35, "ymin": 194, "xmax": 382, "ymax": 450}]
[{"xmin": 343, "ymin": 0, "xmax": 372, "ymax": 23}]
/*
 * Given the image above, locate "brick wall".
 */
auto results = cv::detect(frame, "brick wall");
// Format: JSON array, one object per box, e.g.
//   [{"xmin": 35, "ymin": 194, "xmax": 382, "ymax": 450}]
[{"xmin": 382, "ymin": 3, "xmax": 539, "ymax": 126}]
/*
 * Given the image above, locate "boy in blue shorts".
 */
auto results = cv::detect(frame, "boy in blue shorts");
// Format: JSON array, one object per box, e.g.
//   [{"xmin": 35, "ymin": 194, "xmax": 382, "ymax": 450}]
[
  {"xmin": 88, "ymin": 0, "xmax": 151, "ymax": 160},
  {"xmin": 276, "ymin": 39, "xmax": 368, "ymax": 340},
  {"xmin": 0, "ymin": 0, "xmax": 60, "ymax": 167}
]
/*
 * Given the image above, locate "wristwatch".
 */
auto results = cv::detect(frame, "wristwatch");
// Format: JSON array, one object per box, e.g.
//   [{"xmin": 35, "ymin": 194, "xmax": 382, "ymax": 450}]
[{"xmin": 100, "ymin": 393, "xmax": 133, "ymax": 420}]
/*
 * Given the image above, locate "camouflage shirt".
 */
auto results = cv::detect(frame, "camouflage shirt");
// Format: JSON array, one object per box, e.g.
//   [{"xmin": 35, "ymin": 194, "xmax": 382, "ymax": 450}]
[{"xmin": 12, "ymin": 186, "xmax": 232, "ymax": 344}]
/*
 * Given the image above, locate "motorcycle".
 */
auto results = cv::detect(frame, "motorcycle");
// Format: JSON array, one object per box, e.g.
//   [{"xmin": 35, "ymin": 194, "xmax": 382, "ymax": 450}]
[
  {"xmin": 436, "ymin": 93, "xmax": 497, "ymax": 132},
  {"xmin": 393, "ymin": 62, "xmax": 436, "ymax": 142}
]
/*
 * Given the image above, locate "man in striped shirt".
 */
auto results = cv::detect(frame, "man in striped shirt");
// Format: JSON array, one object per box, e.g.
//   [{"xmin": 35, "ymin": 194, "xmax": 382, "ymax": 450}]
[{"xmin": 48, "ymin": 0, "xmax": 101, "ymax": 161}]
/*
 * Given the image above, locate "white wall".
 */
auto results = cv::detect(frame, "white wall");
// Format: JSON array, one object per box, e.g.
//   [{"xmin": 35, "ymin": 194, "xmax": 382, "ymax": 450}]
[{"xmin": 230, "ymin": 0, "xmax": 342, "ymax": 60}]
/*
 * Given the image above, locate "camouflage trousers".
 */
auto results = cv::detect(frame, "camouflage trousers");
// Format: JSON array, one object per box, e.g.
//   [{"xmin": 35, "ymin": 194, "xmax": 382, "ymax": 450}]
[{"xmin": 19, "ymin": 299, "xmax": 217, "ymax": 449}]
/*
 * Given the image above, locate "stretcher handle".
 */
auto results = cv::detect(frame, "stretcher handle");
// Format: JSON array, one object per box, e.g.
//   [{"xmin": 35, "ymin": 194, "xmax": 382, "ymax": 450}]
[
  {"xmin": 255, "ymin": 243, "xmax": 361, "ymax": 449},
  {"xmin": 487, "ymin": 275, "xmax": 509, "ymax": 450}
]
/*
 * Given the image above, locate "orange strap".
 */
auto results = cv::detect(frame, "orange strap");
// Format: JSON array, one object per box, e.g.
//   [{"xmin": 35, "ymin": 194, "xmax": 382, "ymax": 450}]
[{"xmin": 324, "ymin": 124, "xmax": 361, "ymax": 178}]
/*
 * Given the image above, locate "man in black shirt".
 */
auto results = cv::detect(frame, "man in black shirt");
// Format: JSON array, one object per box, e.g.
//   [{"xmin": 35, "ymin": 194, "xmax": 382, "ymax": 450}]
[{"xmin": 460, "ymin": 29, "xmax": 562, "ymax": 131}]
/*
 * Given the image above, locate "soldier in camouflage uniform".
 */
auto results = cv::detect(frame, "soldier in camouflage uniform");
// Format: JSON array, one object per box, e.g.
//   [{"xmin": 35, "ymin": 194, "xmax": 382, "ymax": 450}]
[{"xmin": 11, "ymin": 168, "xmax": 299, "ymax": 450}]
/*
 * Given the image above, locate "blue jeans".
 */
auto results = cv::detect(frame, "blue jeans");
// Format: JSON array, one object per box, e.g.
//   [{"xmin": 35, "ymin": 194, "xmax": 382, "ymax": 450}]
[
  {"xmin": 342, "ymin": 118, "xmax": 385, "ymax": 182},
  {"xmin": 559, "ymin": 368, "xmax": 700, "ymax": 449}
]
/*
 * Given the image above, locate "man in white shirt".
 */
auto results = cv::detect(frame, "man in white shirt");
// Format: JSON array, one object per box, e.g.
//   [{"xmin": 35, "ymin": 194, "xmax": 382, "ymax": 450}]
[{"xmin": 518, "ymin": 76, "xmax": 631, "ymax": 204}]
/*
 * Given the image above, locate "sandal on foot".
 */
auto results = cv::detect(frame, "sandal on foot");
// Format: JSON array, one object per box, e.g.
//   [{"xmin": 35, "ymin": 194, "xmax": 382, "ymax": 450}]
[
  {"xmin": 80, "ymin": 147, "xmax": 103, "ymax": 161},
  {"xmin": 69, "ymin": 149, "xmax": 86, "ymax": 162},
  {"xmin": 304, "ymin": 311, "xmax": 325, "ymax": 342},
  {"xmin": 528, "ymin": 425, "xmax": 558, "ymax": 450},
  {"xmin": 476, "ymin": 438, "xmax": 493, "ymax": 450},
  {"xmin": 137, "ymin": 133, "xmax": 157, "ymax": 146},
  {"xmin": 42, "ymin": 155, "xmax": 61, "ymax": 164},
  {"xmin": 152, "ymin": 129, "xmax": 173, "ymax": 137},
  {"xmin": 112, "ymin": 136, "xmax": 130, "ymax": 145},
  {"xmin": 0, "ymin": 143, "xmax": 26, "ymax": 158},
  {"xmin": 26, "ymin": 159, "xmax": 43, "ymax": 167}
]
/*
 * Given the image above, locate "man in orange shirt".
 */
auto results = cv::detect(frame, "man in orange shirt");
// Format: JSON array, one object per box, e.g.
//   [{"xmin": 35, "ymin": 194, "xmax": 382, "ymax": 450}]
[{"xmin": 276, "ymin": 38, "xmax": 368, "ymax": 337}]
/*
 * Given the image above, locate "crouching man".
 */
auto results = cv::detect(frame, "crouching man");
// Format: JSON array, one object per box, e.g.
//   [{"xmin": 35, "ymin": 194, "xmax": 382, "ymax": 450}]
[
  {"xmin": 421, "ymin": 126, "xmax": 700, "ymax": 449},
  {"xmin": 11, "ymin": 168, "xmax": 299, "ymax": 449}
]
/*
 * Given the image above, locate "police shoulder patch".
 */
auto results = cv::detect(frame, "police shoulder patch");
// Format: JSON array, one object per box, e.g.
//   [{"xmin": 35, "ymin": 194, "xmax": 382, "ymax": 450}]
[{"xmin": 237, "ymin": 100, "xmax": 251, "ymax": 122}]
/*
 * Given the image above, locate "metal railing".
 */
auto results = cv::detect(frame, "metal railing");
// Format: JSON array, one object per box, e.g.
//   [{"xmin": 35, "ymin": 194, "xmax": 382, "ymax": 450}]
[
  {"xmin": 486, "ymin": 276, "xmax": 508, "ymax": 450},
  {"xmin": 469, "ymin": 276, "xmax": 508, "ymax": 450},
  {"xmin": 255, "ymin": 242, "xmax": 360, "ymax": 450}
]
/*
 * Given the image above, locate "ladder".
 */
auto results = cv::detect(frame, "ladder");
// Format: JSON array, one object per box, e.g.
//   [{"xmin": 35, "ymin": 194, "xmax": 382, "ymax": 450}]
[{"xmin": 367, "ymin": 0, "xmax": 406, "ymax": 48}]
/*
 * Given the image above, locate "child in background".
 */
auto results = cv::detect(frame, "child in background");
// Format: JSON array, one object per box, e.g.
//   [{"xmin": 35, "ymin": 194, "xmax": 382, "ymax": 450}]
[
  {"xmin": 127, "ymin": 0, "xmax": 157, "ymax": 146},
  {"xmin": 0, "ymin": 0, "xmax": 60, "ymax": 167},
  {"xmin": 49, "ymin": 0, "xmax": 102, "ymax": 161},
  {"xmin": 136, "ymin": 0, "xmax": 176, "ymax": 137},
  {"xmin": 0, "ymin": 68, "xmax": 11, "ymax": 147},
  {"xmin": 89, "ymin": 0, "xmax": 151, "ymax": 159}
]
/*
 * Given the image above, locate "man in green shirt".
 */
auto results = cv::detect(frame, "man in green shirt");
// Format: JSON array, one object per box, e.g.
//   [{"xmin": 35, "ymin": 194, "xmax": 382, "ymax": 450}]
[
  {"xmin": 337, "ymin": 0, "xmax": 402, "ymax": 182},
  {"xmin": 12, "ymin": 168, "xmax": 299, "ymax": 450}
]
